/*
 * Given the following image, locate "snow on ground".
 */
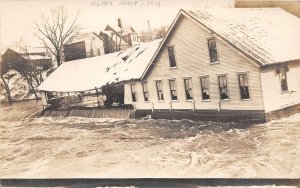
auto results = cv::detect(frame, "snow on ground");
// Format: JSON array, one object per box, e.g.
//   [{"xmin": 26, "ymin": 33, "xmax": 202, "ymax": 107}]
[
  {"xmin": 0, "ymin": 101, "xmax": 299, "ymax": 178},
  {"xmin": 0, "ymin": 70, "xmax": 37, "ymax": 102}
]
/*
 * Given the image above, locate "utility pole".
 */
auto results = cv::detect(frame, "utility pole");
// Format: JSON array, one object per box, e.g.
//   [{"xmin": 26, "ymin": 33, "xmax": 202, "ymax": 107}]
[
  {"xmin": 118, "ymin": 18, "xmax": 123, "ymax": 51},
  {"xmin": 119, "ymin": 29, "xmax": 122, "ymax": 51},
  {"xmin": 147, "ymin": 20, "xmax": 153, "ymax": 41}
]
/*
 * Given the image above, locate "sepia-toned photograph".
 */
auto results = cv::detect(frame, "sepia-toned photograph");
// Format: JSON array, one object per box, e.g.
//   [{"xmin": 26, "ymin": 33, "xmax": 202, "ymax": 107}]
[{"xmin": 0, "ymin": 0, "xmax": 300, "ymax": 187}]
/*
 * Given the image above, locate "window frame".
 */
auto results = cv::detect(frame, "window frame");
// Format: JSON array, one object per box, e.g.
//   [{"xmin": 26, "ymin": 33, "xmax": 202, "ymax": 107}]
[
  {"xmin": 168, "ymin": 79, "xmax": 178, "ymax": 101},
  {"xmin": 217, "ymin": 74, "xmax": 230, "ymax": 101},
  {"xmin": 167, "ymin": 44, "xmax": 177, "ymax": 69},
  {"xmin": 90, "ymin": 49, "xmax": 94, "ymax": 57},
  {"xmin": 207, "ymin": 37, "xmax": 219, "ymax": 64},
  {"xmin": 142, "ymin": 82, "xmax": 150, "ymax": 102},
  {"xmin": 130, "ymin": 84, "xmax": 137, "ymax": 102},
  {"xmin": 237, "ymin": 72, "xmax": 251, "ymax": 100},
  {"xmin": 279, "ymin": 67, "xmax": 289, "ymax": 93},
  {"xmin": 199, "ymin": 76, "xmax": 211, "ymax": 102},
  {"xmin": 155, "ymin": 80, "xmax": 164, "ymax": 102},
  {"xmin": 183, "ymin": 77, "xmax": 194, "ymax": 101}
]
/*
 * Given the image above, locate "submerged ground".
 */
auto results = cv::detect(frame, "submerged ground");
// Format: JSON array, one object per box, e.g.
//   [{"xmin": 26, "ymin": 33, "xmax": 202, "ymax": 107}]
[{"xmin": 0, "ymin": 101, "xmax": 299, "ymax": 178}]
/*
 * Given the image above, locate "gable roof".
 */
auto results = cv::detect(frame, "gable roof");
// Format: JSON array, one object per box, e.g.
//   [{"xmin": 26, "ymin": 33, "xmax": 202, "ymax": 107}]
[
  {"xmin": 105, "ymin": 25, "xmax": 136, "ymax": 35},
  {"xmin": 37, "ymin": 39, "xmax": 162, "ymax": 92},
  {"xmin": 186, "ymin": 8, "xmax": 300, "ymax": 66},
  {"xmin": 141, "ymin": 8, "xmax": 300, "ymax": 78},
  {"xmin": 100, "ymin": 30, "xmax": 131, "ymax": 47}
]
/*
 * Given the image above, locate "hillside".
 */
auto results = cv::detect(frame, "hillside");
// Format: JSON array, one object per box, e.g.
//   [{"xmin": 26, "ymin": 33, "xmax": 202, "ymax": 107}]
[{"xmin": 0, "ymin": 70, "xmax": 39, "ymax": 103}]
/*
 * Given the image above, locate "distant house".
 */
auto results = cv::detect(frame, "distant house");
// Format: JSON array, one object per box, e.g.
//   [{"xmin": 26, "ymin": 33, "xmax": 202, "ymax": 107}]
[
  {"xmin": 99, "ymin": 19, "xmax": 140, "ymax": 54},
  {"xmin": 2, "ymin": 48, "xmax": 52, "ymax": 69},
  {"xmin": 63, "ymin": 32, "xmax": 104, "ymax": 62},
  {"xmin": 1, "ymin": 48, "xmax": 52, "ymax": 89},
  {"xmin": 39, "ymin": 8, "xmax": 300, "ymax": 123}
]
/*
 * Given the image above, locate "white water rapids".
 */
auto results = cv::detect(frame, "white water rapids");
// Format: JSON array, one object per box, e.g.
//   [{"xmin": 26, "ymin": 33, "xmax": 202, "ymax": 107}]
[{"xmin": 1, "ymin": 114, "xmax": 299, "ymax": 178}]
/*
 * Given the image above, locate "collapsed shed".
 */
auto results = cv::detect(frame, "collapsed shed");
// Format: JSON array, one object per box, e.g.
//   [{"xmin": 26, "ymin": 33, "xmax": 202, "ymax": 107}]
[{"xmin": 37, "ymin": 39, "xmax": 162, "ymax": 108}]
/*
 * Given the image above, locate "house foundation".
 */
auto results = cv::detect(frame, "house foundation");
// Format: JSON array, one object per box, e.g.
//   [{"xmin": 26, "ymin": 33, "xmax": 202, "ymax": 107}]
[{"xmin": 134, "ymin": 109, "xmax": 266, "ymax": 124}]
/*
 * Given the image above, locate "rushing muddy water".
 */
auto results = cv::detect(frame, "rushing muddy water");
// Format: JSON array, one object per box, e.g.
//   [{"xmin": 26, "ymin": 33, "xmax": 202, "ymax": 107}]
[{"xmin": 0, "ymin": 114, "xmax": 299, "ymax": 178}]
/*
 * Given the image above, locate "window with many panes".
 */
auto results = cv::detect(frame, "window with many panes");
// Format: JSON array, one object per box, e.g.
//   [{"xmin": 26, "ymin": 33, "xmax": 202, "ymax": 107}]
[
  {"xmin": 184, "ymin": 78, "xmax": 193, "ymax": 100},
  {"xmin": 169, "ymin": 79, "xmax": 178, "ymax": 101},
  {"xmin": 218, "ymin": 75, "xmax": 229, "ymax": 100},
  {"xmin": 142, "ymin": 82, "xmax": 150, "ymax": 102},
  {"xmin": 131, "ymin": 84, "xmax": 137, "ymax": 102},
  {"xmin": 238, "ymin": 73, "xmax": 250, "ymax": 99},
  {"xmin": 156, "ymin": 81, "xmax": 164, "ymax": 101},
  {"xmin": 280, "ymin": 67, "xmax": 288, "ymax": 92},
  {"xmin": 167, "ymin": 45, "xmax": 177, "ymax": 68},
  {"xmin": 208, "ymin": 38, "xmax": 219, "ymax": 64},
  {"xmin": 200, "ymin": 76, "xmax": 210, "ymax": 101}
]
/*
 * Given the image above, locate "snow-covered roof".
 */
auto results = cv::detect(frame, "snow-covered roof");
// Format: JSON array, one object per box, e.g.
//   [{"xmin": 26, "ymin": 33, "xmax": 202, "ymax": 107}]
[
  {"xmin": 21, "ymin": 54, "xmax": 51, "ymax": 60},
  {"xmin": 37, "ymin": 39, "xmax": 162, "ymax": 92},
  {"xmin": 185, "ymin": 8, "xmax": 300, "ymax": 65},
  {"xmin": 8, "ymin": 45, "xmax": 47, "ymax": 55},
  {"xmin": 69, "ymin": 32, "xmax": 102, "ymax": 44}
]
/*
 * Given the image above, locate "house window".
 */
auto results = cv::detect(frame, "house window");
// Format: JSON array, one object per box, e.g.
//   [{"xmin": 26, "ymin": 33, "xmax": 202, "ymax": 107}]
[
  {"xmin": 184, "ymin": 78, "xmax": 193, "ymax": 100},
  {"xmin": 238, "ymin": 73, "xmax": 250, "ymax": 99},
  {"xmin": 169, "ymin": 79, "xmax": 178, "ymax": 101},
  {"xmin": 200, "ymin": 76, "xmax": 210, "ymax": 101},
  {"xmin": 131, "ymin": 84, "xmax": 137, "ymax": 102},
  {"xmin": 280, "ymin": 67, "xmax": 288, "ymax": 92},
  {"xmin": 208, "ymin": 38, "xmax": 219, "ymax": 64},
  {"xmin": 167, "ymin": 45, "xmax": 177, "ymax": 68},
  {"xmin": 156, "ymin": 81, "xmax": 164, "ymax": 101},
  {"xmin": 142, "ymin": 82, "xmax": 150, "ymax": 102},
  {"xmin": 90, "ymin": 49, "xmax": 94, "ymax": 57},
  {"xmin": 218, "ymin": 75, "xmax": 229, "ymax": 100}
]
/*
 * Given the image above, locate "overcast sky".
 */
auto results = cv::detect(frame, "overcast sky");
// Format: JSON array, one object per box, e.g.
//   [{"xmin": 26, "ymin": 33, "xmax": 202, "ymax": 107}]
[{"xmin": 0, "ymin": 0, "xmax": 234, "ymax": 52}]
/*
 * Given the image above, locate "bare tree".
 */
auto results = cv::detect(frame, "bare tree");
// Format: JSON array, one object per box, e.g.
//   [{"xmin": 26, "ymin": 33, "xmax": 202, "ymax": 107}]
[
  {"xmin": 34, "ymin": 6, "xmax": 81, "ymax": 67},
  {"xmin": 5, "ymin": 40, "xmax": 53, "ymax": 102},
  {"xmin": 0, "ymin": 56, "xmax": 13, "ymax": 105},
  {"xmin": 139, "ymin": 24, "xmax": 169, "ymax": 42},
  {"xmin": 153, "ymin": 25, "xmax": 168, "ymax": 39}
]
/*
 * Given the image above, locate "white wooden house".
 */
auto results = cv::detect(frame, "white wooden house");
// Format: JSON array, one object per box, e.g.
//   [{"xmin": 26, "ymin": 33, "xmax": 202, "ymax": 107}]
[
  {"xmin": 39, "ymin": 8, "xmax": 300, "ymax": 122},
  {"xmin": 121, "ymin": 8, "xmax": 300, "ymax": 122}
]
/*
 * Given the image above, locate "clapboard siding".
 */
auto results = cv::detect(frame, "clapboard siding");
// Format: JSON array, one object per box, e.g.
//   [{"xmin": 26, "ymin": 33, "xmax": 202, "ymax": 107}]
[
  {"xmin": 260, "ymin": 60, "xmax": 300, "ymax": 112},
  {"xmin": 125, "ymin": 15, "xmax": 265, "ymax": 111}
]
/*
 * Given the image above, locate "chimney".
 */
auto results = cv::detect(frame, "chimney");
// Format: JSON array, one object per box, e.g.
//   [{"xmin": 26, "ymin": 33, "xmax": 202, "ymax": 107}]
[{"xmin": 118, "ymin": 18, "xmax": 123, "ymax": 28}]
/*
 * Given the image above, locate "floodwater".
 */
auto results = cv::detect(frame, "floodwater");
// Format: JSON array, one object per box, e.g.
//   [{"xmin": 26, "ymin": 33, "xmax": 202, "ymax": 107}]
[{"xmin": 0, "ymin": 110, "xmax": 299, "ymax": 179}]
